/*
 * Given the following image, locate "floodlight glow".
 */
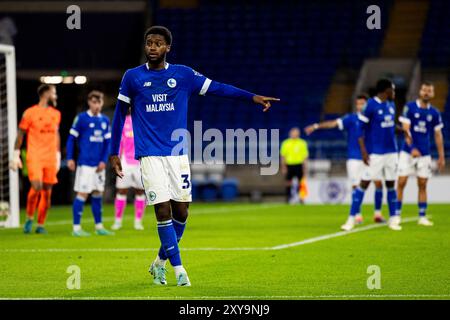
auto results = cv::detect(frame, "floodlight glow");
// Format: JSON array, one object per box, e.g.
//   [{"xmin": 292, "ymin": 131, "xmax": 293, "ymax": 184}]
[
  {"xmin": 41, "ymin": 76, "xmax": 63, "ymax": 84},
  {"xmin": 74, "ymin": 76, "xmax": 87, "ymax": 84}
]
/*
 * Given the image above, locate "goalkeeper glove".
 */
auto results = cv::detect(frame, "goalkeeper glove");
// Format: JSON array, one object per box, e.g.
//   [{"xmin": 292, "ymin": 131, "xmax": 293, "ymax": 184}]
[{"xmin": 9, "ymin": 150, "xmax": 22, "ymax": 171}]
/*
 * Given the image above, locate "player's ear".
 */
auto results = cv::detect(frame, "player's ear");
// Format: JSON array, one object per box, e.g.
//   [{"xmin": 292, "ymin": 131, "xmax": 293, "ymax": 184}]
[{"xmin": 166, "ymin": 45, "xmax": 171, "ymax": 53}]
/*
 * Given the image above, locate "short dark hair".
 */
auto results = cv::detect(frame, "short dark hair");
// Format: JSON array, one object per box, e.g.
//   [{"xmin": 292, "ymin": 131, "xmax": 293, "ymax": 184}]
[
  {"xmin": 144, "ymin": 26, "xmax": 172, "ymax": 45},
  {"xmin": 376, "ymin": 78, "xmax": 393, "ymax": 94},
  {"xmin": 356, "ymin": 93, "xmax": 369, "ymax": 101},
  {"xmin": 421, "ymin": 81, "xmax": 434, "ymax": 87},
  {"xmin": 37, "ymin": 84, "xmax": 54, "ymax": 97},
  {"xmin": 87, "ymin": 90, "xmax": 104, "ymax": 101}
]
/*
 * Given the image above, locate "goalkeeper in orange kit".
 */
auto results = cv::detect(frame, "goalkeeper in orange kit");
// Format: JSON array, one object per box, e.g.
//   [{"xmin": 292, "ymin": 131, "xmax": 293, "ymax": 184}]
[{"xmin": 10, "ymin": 84, "xmax": 61, "ymax": 234}]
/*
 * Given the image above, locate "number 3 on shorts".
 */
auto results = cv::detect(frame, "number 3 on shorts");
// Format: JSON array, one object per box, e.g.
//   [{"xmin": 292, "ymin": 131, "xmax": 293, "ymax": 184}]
[{"xmin": 181, "ymin": 174, "xmax": 190, "ymax": 189}]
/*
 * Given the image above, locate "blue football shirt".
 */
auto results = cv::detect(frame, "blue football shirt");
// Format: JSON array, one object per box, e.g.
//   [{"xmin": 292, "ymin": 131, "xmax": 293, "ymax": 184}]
[
  {"xmin": 114, "ymin": 62, "xmax": 255, "ymax": 158},
  {"xmin": 337, "ymin": 112, "xmax": 363, "ymax": 160},
  {"xmin": 399, "ymin": 100, "xmax": 443, "ymax": 156},
  {"xmin": 66, "ymin": 110, "xmax": 111, "ymax": 166},
  {"xmin": 358, "ymin": 97, "xmax": 397, "ymax": 155}
]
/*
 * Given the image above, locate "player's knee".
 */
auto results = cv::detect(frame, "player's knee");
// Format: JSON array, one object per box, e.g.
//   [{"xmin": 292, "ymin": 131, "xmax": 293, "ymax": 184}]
[
  {"xmin": 417, "ymin": 179, "xmax": 427, "ymax": 190},
  {"xmin": 42, "ymin": 183, "xmax": 53, "ymax": 191},
  {"xmin": 31, "ymin": 181, "xmax": 43, "ymax": 191},
  {"xmin": 134, "ymin": 189, "xmax": 145, "ymax": 196},
  {"xmin": 76, "ymin": 192, "xmax": 88, "ymax": 201},
  {"xmin": 374, "ymin": 180, "xmax": 383, "ymax": 189},
  {"xmin": 171, "ymin": 202, "xmax": 189, "ymax": 222},
  {"xmin": 360, "ymin": 180, "xmax": 370, "ymax": 190},
  {"xmin": 385, "ymin": 180, "xmax": 395, "ymax": 189},
  {"xmin": 154, "ymin": 202, "xmax": 171, "ymax": 221},
  {"xmin": 116, "ymin": 189, "xmax": 128, "ymax": 196}
]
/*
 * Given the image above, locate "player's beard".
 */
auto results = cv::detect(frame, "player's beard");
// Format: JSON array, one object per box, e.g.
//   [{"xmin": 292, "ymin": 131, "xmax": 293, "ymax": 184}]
[{"xmin": 48, "ymin": 98, "xmax": 57, "ymax": 107}]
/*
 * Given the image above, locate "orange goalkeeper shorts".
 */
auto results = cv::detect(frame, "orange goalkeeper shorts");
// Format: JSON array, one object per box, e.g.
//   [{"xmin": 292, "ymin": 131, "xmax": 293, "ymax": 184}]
[{"xmin": 27, "ymin": 160, "xmax": 58, "ymax": 185}]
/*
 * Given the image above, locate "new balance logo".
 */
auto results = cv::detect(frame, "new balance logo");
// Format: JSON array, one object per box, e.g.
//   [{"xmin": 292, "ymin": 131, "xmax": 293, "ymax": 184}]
[{"xmin": 143, "ymin": 82, "xmax": 152, "ymax": 87}]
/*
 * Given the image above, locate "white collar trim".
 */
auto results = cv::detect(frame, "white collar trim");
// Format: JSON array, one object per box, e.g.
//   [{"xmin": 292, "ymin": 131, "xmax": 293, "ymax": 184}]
[
  {"xmin": 87, "ymin": 110, "xmax": 101, "ymax": 117},
  {"xmin": 416, "ymin": 99, "xmax": 430, "ymax": 109},
  {"xmin": 374, "ymin": 96, "xmax": 382, "ymax": 104},
  {"xmin": 146, "ymin": 62, "xmax": 169, "ymax": 70}
]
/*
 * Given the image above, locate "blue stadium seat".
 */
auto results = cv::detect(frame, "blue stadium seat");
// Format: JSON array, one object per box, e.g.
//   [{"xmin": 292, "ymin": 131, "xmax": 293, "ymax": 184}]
[{"xmin": 156, "ymin": 0, "xmax": 390, "ymax": 159}]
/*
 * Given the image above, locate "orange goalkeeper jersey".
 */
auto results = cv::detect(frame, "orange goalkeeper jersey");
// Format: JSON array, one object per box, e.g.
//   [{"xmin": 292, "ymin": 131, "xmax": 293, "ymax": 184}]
[{"xmin": 19, "ymin": 105, "xmax": 61, "ymax": 164}]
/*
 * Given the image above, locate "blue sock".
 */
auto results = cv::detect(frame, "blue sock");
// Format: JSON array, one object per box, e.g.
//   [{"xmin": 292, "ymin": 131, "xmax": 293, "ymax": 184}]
[
  {"xmin": 157, "ymin": 220, "xmax": 181, "ymax": 266},
  {"xmin": 374, "ymin": 188, "xmax": 383, "ymax": 212},
  {"xmin": 158, "ymin": 218, "xmax": 186, "ymax": 260},
  {"xmin": 91, "ymin": 195, "xmax": 103, "ymax": 225},
  {"xmin": 350, "ymin": 187, "xmax": 365, "ymax": 217},
  {"xmin": 387, "ymin": 188, "xmax": 397, "ymax": 217},
  {"xmin": 396, "ymin": 200, "xmax": 403, "ymax": 215},
  {"xmin": 418, "ymin": 202, "xmax": 427, "ymax": 217},
  {"xmin": 72, "ymin": 196, "xmax": 85, "ymax": 226}
]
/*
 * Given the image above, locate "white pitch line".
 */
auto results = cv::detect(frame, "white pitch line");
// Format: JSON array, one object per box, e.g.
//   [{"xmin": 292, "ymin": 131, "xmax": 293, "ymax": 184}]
[
  {"xmin": 1, "ymin": 294, "xmax": 449, "ymax": 300},
  {"xmin": 1, "ymin": 217, "xmax": 419, "ymax": 253},
  {"xmin": 0, "ymin": 247, "xmax": 266, "ymax": 253},
  {"xmin": 43, "ymin": 203, "xmax": 285, "ymax": 226},
  {"xmin": 271, "ymin": 216, "xmax": 419, "ymax": 250}
]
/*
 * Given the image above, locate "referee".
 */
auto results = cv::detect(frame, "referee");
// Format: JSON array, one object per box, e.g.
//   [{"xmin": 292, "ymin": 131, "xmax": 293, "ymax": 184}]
[{"xmin": 280, "ymin": 127, "xmax": 309, "ymax": 203}]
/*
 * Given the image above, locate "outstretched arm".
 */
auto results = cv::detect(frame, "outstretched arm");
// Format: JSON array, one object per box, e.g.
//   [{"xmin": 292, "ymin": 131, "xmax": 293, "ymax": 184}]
[
  {"xmin": 199, "ymin": 80, "xmax": 279, "ymax": 112},
  {"xmin": 304, "ymin": 120, "xmax": 339, "ymax": 136},
  {"xmin": 252, "ymin": 95, "xmax": 280, "ymax": 112},
  {"xmin": 434, "ymin": 129, "xmax": 445, "ymax": 172}
]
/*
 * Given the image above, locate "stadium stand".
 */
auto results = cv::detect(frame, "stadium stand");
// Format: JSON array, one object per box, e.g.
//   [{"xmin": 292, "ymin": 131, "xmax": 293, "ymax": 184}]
[
  {"xmin": 155, "ymin": 0, "xmax": 391, "ymax": 159},
  {"xmin": 419, "ymin": 0, "xmax": 450, "ymax": 155}
]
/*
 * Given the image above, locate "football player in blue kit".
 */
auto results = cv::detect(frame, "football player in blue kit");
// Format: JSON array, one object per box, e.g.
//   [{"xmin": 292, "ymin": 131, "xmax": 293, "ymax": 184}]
[
  {"xmin": 341, "ymin": 79, "xmax": 402, "ymax": 231},
  {"xmin": 305, "ymin": 94, "xmax": 386, "ymax": 224},
  {"xmin": 109, "ymin": 26, "xmax": 280, "ymax": 286},
  {"xmin": 397, "ymin": 82, "xmax": 445, "ymax": 226},
  {"xmin": 67, "ymin": 90, "xmax": 114, "ymax": 237}
]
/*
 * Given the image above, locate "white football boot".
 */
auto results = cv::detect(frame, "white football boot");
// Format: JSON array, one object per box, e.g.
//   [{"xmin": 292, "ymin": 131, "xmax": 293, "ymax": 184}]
[
  {"xmin": 111, "ymin": 220, "xmax": 122, "ymax": 231},
  {"xmin": 388, "ymin": 215, "xmax": 402, "ymax": 231},
  {"xmin": 341, "ymin": 216, "xmax": 355, "ymax": 231},
  {"xmin": 134, "ymin": 219, "xmax": 144, "ymax": 230},
  {"xmin": 418, "ymin": 217, "xmax": 433, "ymax": 226}
]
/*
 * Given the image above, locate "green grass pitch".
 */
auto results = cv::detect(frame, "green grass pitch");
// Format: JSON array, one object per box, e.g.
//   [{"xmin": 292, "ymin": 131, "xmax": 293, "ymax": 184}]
[{"xmin": 0, "ymin": 203, "xmax": 449, "ymax": 300}]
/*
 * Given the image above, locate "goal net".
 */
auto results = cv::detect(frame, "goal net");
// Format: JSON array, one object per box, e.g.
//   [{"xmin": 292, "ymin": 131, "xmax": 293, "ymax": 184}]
[{"xmin": 0, "ymin": 44, "xmax": 19, "ymax": 228}]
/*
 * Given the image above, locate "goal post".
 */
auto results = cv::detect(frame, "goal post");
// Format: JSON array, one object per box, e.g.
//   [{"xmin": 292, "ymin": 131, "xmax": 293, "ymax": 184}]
[{"xmin": 0, "ymin": 44, "xmax": 19, "ymax": 228}]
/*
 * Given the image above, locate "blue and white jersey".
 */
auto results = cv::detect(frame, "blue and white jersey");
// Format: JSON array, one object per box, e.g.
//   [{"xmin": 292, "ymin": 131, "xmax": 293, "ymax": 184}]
[
  {"xmin": 336, "ymin": 113, "xmax": 363, "ymax": 160},
  {"xmin": 112, "ymin": 62, "xmax": 255, "ymax": 158},
  {"xmin": 66, "ymin": 110, "xmax": 111, "ymax": 166},
  {"xmin": 358, "ymin": 96, "xmax": 397, "ymax": 155},
  {"xmin": 399, "ymin": 100, "xmax": 443, "ymax": 156}
]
